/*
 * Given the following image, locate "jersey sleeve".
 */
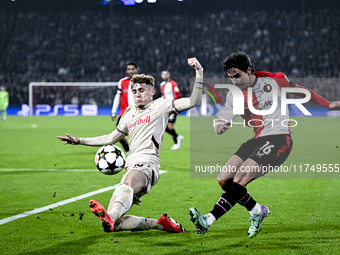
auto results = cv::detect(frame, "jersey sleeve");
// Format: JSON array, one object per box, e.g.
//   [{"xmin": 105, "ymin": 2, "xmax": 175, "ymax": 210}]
[
  {"xmin": 289, "ymin": 81, "xmax": 331, "ymax": 108},
  {"xmin": 116, "ymin": 107, "xmax": 130, "ymax": 136},
  {"xmin": 158, "ymin": 98, "xmax": 177, "ymax": 115},
  {"xmin": 159, "ymin": 82, "xmax": 165, "ymax": 99},
  {"xmin": 79, "ymin": 129, "xmax": 125, "ymax": 146},
  {"xmin": 173, "ymin": 69, "xmax": 203, "ymax": 113},
  {"xmin": 111, "ymin": 80, "xmax": 123, "ymax": 115},
  {"xmin": 171, "ymin": 80, "xmax": 181, "ymax": 100},
  {"xmin": 218, "ymin": 91, "xmax": 236, "ymax": 123},
  {"xmin": 257, "ymin": 72, "xmax": 331, "ymax": 108},
  {"xmin": 116, "ymin": 79, "xmax": 122, "ymax": 95},
  {"xmin": 5, "ymin": 92, "xmax": 9, "ymax": 107}
]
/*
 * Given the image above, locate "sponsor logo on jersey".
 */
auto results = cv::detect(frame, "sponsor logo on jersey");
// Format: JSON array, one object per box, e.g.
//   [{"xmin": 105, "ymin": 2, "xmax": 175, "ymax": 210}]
[
  {"xmin": 263, "ymin": 84, "xmax": 272, "ymax": 92},
  {"xmin": 256, "ymin": 100, "xmax": 273, "ymax": 110},
  {"xmin": 128, "ymin": 115, "xmax": 151, "ymax": 130}
]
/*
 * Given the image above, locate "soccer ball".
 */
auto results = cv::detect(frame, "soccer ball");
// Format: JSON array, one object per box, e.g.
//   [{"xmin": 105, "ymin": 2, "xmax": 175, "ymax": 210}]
[{"xmin": 94, "ymin": 145, "xmax": 126, "ymax": 175}]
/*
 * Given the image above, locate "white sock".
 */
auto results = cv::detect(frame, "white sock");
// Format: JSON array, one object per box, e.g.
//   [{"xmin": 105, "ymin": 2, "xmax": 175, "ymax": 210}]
[
  {"xmin": 108, "ymin": 184, "xmax": 133, "ymax": 223},
  {"xmin": 205, "ymin": 213, "xmax": 216, "ymax": 226},
  {"xmin": 249, "ymin": 203, "xmax": 262, "ymax": 216},
  {"xmin": 114, "ymin": 215, "xmax": 163, "ymax": 232}
]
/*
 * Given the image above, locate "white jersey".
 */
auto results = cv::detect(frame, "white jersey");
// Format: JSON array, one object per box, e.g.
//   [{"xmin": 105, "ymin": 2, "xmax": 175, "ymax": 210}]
[
  {"xmin": 160, "ymin": 80, "xmax": 181, "ymax": 100},
  {"xmin": 219, "ymin": 72, "xmax": 290, "ymax": 138},
  {"xmin": 219, "ymin": 71, "xmax": 330, "ymax": 138},
  {"xmin": 116, "ymin": 98, "xmax": 177, "ymax": 168}
]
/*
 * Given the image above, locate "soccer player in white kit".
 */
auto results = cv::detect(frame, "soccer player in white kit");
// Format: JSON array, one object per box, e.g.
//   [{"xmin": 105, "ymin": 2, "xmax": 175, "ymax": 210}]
[{"xmin": 57, "ymin": 58, "xmax": 204, "ymax": 233}]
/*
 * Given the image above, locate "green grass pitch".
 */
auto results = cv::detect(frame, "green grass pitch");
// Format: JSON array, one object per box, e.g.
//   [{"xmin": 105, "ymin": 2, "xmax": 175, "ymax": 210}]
[{"xmin": 0, "ymin": 115, "xmax": 339, "ymax": 254}]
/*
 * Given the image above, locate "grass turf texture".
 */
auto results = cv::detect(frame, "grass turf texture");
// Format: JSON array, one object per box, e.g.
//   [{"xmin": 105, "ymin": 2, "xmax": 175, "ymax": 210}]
[{"xmin": 0, "ymin": 115, "xmax": 339, "ymax": 255}]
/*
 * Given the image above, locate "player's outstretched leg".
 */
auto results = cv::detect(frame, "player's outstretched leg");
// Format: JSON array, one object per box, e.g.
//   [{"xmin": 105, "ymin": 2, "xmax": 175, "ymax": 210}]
[
  {"xmin": 189, "ymin": 187, "xmax": 238, "ymax": 236},
  {"xmin": 97, "ymin": 214, "xmax": 186, "ymax": 233},
  {"xmin": 171, "ymin": 135, "xmax": 184, "ymax": 150},
  {"xmin": 188, "ymin": 208, "xmax": 209, "ymax": 236},
  {"xmin": 157, "ymin": 214, "xmax": 186, "ymax": 233},
  {"xmin": 248, "ymin": 205, "xmax": 270, "ymax": 238},
  {"xmin": 0, "ymin": 110, "xmax": 6, "ymax": 121},
  {"xmin": 89, "ymin": 199, "xmax": 114, "ymax": 232}
]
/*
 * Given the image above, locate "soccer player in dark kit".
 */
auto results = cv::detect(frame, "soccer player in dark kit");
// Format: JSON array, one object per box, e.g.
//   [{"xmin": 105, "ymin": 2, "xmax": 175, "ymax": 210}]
[{"xmin": 189, "ymin": 51, "xmax": 340, "ymax": 238}]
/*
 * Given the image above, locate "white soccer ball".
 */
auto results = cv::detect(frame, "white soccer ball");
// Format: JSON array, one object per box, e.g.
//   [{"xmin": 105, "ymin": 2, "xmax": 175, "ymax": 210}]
[{"xmin": 94, "ymin": 145, "xmax": 126, "ymax": 175}]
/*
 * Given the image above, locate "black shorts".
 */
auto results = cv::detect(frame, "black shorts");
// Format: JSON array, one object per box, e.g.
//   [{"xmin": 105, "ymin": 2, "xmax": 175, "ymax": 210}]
[
  {"xmin": 234, "ymin": 134, "xmax": 293, "ymax": 171},
  {"xmin": 168, "ymin": 113, "xmax": 177, "ymax": 123}
]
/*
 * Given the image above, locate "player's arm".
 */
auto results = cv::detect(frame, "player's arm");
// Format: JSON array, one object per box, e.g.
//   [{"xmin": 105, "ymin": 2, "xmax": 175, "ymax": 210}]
[
  {"xmin": 215, "ymin": 92, "xmax": 235, "ymax": 135},
  {"xmin": 173, "ymin": 58, "xmax": 203, "ymax": 112},
  {"xmin": 328, "ymin": 101, "xmax": 340, "ymax": 110},
  {"xmin": 56, "ymin": 130, "xmax": 125, "ymax": 146},
  {"xmin": 111, "ymin": 82, "xmax": 122, "ymax": 121},
  {"xmin": 288, "ymin": 81, "xmax": 340, "ymax": 110}
]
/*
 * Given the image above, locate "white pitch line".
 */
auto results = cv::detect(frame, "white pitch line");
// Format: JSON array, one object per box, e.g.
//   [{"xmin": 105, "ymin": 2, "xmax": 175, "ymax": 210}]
[
  {"xmin": 0, "ymin": 168, "xmax": 95, "ymax": 172},
  {"xmin": 0, "ymin": 170, "xmax": 167, "ymax": 225}
]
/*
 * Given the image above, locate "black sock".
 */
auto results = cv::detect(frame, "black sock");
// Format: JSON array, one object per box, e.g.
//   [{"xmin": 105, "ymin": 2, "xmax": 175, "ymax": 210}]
[
  {"xmin": 211, "ymin": 182, "xmax": 258, "ymax": 220},
  {"xmin": 165, "ymin": 127, "xmax": 178, "ymax": 143},
  {"xmin": 210, "ymin": 191, "xmax": 236, "ymax": 220},
  {"xmin": 229, "ymin": 182, "xmax": 257, "ymax": 211}
]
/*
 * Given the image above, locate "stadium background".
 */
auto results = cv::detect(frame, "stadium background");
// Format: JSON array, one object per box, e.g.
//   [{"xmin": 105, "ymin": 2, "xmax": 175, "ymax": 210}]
[
  {"xmin": 0, "ymin": 1, "xmax": 340, "ymax": 254},
  {"xmin": 1, "ymin": 0, "xmax": 339, "ymax": 113}
]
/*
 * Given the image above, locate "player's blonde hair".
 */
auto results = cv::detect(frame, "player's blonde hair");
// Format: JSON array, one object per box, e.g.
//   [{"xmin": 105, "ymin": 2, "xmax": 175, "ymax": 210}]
[{"xmin": 131, "ymin": 74, "xmax": 155, "ymax": 88}]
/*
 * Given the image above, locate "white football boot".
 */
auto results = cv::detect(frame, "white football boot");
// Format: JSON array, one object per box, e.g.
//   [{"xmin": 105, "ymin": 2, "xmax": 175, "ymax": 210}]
[{"xmin": 171, "ymin": 135, "xmax": 184, "ymax": 150}]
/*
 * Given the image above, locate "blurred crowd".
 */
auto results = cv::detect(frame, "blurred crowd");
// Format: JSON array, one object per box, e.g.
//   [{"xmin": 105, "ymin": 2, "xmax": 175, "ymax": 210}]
[{"xmin": 0, "ymin": 8, "xmax": 339, "ymax": 106}]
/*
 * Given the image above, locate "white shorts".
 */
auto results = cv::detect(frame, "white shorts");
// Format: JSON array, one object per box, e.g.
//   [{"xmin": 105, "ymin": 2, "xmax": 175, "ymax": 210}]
[{"xmin": 120, "ymin": 163, "xmax": 160, "ymax": 204}]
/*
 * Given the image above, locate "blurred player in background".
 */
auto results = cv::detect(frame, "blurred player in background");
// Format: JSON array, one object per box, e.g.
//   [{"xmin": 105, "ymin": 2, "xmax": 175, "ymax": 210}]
[
  {"xmin": 189, "ymin": 51, "xmax": 340, "ymax": 238},
  {"xmin": 160, "ymin": 70, "xmax": 184, "ymax": 150},
  {"xmin": 0, "ymin": 86, "xmax": 9, "ymax": 121},
  {"xmin": 111, "ymin": 63, "xmax": 138, "ymax": 154},
  {"xmin": 57, "ymin": 57, "xmax": 204, "ymax": 234}
]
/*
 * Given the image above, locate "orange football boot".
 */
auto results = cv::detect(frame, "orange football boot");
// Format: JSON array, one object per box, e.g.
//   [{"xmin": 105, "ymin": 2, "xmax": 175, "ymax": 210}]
[
  {"xmin": 89, "ymin": 199, "xmax": 114, "ymax": 232},
  {"xmin": 157, "ymin": 214, "xmax": 186, "ymax": 233}
]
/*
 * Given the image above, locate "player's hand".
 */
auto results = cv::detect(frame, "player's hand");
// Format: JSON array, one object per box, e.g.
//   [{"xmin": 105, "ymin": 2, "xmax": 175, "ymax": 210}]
[
  {"xmin": 328, "ymin": 101, "xmax": 340, "ymax": 110},
  {"xmin": 56, "ymin": 133, "xmax": 80, "ymax": 145},
  {"xmin": 215, "ymin": 121, "xmax": 230, "ymax": 135},
  {"xmin": 188, "ymin": 57, "xmax": 203, "ymax": 71},
  {"xmin": 111, "ymin": 114, "xmax": 116, "ymax": 122}
]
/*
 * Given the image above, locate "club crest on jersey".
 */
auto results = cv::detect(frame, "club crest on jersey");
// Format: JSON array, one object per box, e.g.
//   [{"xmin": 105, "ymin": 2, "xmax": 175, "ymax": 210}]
[
  {"xmin": 263, "ymin": 84, "xmax": 272, "ymax": 92},
  {"xmin": 128, "ymin": 115, "xmax": 151, "ymax": 130},
  {"xmin": 146, "ymin": 107, "xmax": 152, "ymax": 111}
]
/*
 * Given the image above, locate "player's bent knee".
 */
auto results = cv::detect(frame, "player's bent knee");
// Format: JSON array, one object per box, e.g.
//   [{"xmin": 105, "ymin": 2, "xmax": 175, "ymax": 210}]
[
  {"xmin": 217, "ymin": 178, "xmax": 232, "ymax": 190},
  {"xmin": 217, "ymin": 178, "xmax": 225, "ymax": 187},
  {"xmin": 123, "ymin": 170, "xmax": 147, "ymax": 192},
  {"xmin": 233, "ymin": 178, "xmax": 249, "ymax": 187}
]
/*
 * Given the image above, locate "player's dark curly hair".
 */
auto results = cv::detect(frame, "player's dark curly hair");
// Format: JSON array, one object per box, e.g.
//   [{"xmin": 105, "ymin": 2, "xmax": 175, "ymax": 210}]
[
  {"xmin": 222, "ymin": 51, "xmax": 255, "ymax": 74},
  {"xmin": 127, "ymin": 62, "xmax": 137, "ymax": 69},
  {"xmin": 131, "ymin": 74, "xmax": 155, "ymax": 88}
]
